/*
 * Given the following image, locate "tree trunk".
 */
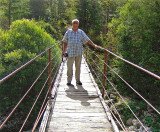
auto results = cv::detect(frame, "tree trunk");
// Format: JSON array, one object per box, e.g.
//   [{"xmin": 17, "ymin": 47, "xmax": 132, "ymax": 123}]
[{"xmin": 8, "ymin": 1, "xmax": 11, "ymax": 27}]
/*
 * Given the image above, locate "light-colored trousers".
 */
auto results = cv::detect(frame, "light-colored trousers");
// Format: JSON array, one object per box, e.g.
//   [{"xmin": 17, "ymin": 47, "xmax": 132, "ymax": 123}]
[{"xmin": 67, "ymin": 56, "xmax": 82, "ymax": 83}]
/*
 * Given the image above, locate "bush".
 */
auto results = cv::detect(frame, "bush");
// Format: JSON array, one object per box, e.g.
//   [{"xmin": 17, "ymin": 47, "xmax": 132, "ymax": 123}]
[
  {"xmin": 114, "ymin": 0, "xmax": 160, "ymax": 104},
  {"xmin": 36, "ymin": 20, "xmax": 62, "ymax": 40},
  {"xmin": 0, "ymin": 19, "xmax": 61, "ymax": 131}
]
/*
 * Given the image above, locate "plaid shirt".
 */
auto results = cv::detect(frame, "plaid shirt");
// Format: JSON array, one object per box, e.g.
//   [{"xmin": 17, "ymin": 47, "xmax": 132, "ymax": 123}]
[{"xmin": 62, "ymin": 29, "xmax": 90, "ymax": 57}]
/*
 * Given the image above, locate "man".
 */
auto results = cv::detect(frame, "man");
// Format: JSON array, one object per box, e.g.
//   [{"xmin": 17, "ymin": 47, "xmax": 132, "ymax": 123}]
[{"xmin": 62, "ymin": 19, "xmax": 99, "ymax": 86}]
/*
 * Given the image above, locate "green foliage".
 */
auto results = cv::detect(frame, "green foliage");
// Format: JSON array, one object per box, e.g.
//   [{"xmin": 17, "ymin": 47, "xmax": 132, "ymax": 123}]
[
  {"xmin": 76, "ymin": 0, "xmax": 103, "ymax": 34},
  {"xmin": 30, "ymin": 0, "xmax": 47, "ymax": 20},
  {"xmin": 120, "ymin": 102, "xmax": 136, "ymax": 124},
  {"xmin": 144, "ymin": 116, "xmax": 153, "ymax": 127},
  {"xmin": 113, "ymin": 0, "xmax": 160, "ymax": 103},
  {"xmin": 0, "ymin": 0, "xmax": 30, "ymax": 28},
  {"xmin": 0, "ymin": 0, "xmax": 159, "ymax": 131},
  {"xmin": 139, "ymin": 102, "xmax": 147, "ymax": 110},
  {"xmin": 36, "ymin": 20, "xmax": 62, "ymax": 40},
  {"xmin": 0, "ymin": 19, "xmax": 61, "ymax": 131}
]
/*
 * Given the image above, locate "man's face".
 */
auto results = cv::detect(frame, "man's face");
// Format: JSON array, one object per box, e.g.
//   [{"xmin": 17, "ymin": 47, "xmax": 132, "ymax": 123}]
[{"xmin": 72, "ymin": 21, "xmax": 79, "ymax": 29}]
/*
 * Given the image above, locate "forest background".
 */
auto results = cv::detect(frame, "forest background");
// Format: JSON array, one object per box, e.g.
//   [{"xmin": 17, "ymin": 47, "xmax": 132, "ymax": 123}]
[{"xmin": 0, "ymin": 0, "xmax": 159, "ymax": 131}]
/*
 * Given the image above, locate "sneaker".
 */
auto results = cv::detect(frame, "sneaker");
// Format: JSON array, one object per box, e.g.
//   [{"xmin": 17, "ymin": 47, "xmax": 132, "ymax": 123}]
[
  {"xmin": 67, "ymin": 82, "xmax": 72, "ymax": 86},
  {"xmin": 76, "ymin": 81, "xmax": 82, "ymax": 85}
]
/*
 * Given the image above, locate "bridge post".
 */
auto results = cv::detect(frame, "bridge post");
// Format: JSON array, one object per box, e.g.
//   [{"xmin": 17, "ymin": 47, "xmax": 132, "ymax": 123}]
[
  {"xmin": 102, "ymin": 50, "xmax": 107, "ymax": 98},
  {"xmin": 49, "ymin": 48, "xmax": 52, "ymax": 97}
]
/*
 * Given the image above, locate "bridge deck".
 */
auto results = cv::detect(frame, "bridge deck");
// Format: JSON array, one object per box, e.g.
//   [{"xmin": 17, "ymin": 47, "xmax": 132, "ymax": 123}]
[{"xmin": 41, "ymin": 57, "xmax": 114, "ymax": 132}]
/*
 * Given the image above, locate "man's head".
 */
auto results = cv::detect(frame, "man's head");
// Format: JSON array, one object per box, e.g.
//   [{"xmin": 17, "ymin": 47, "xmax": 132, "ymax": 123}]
[{"xmin": 72, "ymin": 19, "xmax": 79, "ymax": 29}]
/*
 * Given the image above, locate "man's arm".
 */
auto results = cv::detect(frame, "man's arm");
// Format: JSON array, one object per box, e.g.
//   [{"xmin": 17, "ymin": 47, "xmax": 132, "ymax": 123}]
[
  {"xmin": 87, "ymin": 40, "xmax": 99, "ymax": 49},
  {"xmin": 81, "ymin": 30, "xmax": 99, "ymax": 49},
  {"xmin": 62, "ymin": 30, "xmax": 68, "ymax": 55}
]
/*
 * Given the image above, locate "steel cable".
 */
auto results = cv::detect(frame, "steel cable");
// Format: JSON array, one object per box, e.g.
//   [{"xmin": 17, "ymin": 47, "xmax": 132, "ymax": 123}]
[
  {"xmin": 0, "ymin": 44, "xmax": 59, "ymax": 84},
  {"xmin": 32, "ymin": 101, "xmax": 48, "ymax": 132},
  {"xmin": 19, "ymin": 56, "xmax": 61, "ymax": 131},
  {"xmin": 84, "ymin": 52, "xmax": 128, "ymax": 131},
  {"xmin": 85, "ymin": 49, "xmax": 148, "ymax": 131},
  {"xmin": 0, "ymin": 47, "xmax": 60, "ymax": 130},
  {"xmin": 32, "ymin": 57, "xmax": 61, "ymax": 131},
  {"xmin": 83, "ymin": 53, "xmax": 127, "ymax": 131},
  {"xmin": 19, "ymin": 71, "xmax": 50, "ymax": 132},
  {"xmin": 88, "ymin": 47, "xmax": 160, "ymax": 115},
  {"xmin": 97, "ymin": 46, "xmax": 160, "ymax": 80},
  {"xmin": 0, "ymin": 61, "xmax": 49, "ymax": 130}
]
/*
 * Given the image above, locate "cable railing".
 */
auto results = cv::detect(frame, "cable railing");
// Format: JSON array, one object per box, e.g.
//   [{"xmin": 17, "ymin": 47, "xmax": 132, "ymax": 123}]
[
  {"xmin": 83, "ymin": 44, "xmax": 160, "ymax": 132},
  {"xmin": 0, "ymin": 41, "xmax": 159, "ymax": 131},
  {"xmin": 32, "ymin": 61, "xmax": 61, "ymax": 132},
  {"xmin": 84, "ymin": 51, "xmax": 127, "ymax": 131},
  {"xmin": 0, "ymin": 43, "xmax": 62, "ymax": 131}
]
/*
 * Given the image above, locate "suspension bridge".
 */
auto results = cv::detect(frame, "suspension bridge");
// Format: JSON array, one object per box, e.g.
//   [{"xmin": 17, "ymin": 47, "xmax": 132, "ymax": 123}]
[{"xmin": 0, "ymin": 43, "xmax": 160, "ymax": 132}]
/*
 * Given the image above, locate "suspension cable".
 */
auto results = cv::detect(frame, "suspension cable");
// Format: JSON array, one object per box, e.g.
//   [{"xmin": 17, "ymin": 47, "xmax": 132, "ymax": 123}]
[
  {"xmin": 19, "ymin": 71, "xmax": 50, "ymax": 132},
  {"xmin": 84, "ymin": 52, "xmax": 128, "ymax": 131},
  {"xmin": 84, "ymin": 53, "xmax": 127, "ymax": 131},
  {"xmin": 88, "ymin": 47, "xmax": 160, "ymax": 115},
  {"xmin": 32, "ymin": 59, "xmax": 61, "ymax": 131},
  {"xmin": 0, "ymin": 62, "xmax": 49, "ymax": 130},
  {"xmin": 0, "ymin": 48, "xmax": 60, "ymax": 130},
  {"xmin": 97, "ymin": 46, "xmax": 160, "ymax": 80},
  {"xmin": 19, "ymin": 56, "xmax": 61, "ymax": 132},
  {"xmin": 34, "ymin": 56, "xmax": 61, "ymax": 125},
  {"xmin": 32, "ymin": 101, "xmax": 48, "ymax": 132},
  {"xmin": 0, "ymin": 43, "xmax": 59, "ymax": 84},
  {"xmin": 85, "ymin": 49, "xmax": 148, "ymax": 131}
]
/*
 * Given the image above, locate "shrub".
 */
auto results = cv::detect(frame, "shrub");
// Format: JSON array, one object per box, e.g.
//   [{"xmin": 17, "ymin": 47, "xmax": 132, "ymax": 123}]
[{"xmin": 0, "ymin": 19, "xmax": 61, "ymax": 131}]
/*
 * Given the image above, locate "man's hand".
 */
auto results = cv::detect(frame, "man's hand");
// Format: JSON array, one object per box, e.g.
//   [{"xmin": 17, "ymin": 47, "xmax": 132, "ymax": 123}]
[
  {"xmin": 63, "ymin": 52, "xmax": 68, "ymax": 57},
  {"xmin": 94, "ymin": 44, "xmax": 99, "ymax": 50},
  {"xmin": 87, "ymin": 40, "xmax": 99, "ymax": 50}
]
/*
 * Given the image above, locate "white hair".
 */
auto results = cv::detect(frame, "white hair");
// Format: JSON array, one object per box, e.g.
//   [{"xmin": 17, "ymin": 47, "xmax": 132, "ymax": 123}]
[{"xmin": 72, "ymin": 19, "xmax": 79, "ymax": 23}]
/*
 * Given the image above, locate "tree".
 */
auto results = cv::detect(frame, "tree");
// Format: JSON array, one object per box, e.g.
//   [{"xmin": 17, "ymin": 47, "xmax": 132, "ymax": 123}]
[
  {"xmin": 76, "ymin": 0, "xmax": 103, "ymax": 34},
  {"xmin": 0, "ymin": 19, "xmax": 61, "ymax": 131},
  {"xmin": 29, "ymin": 0, "xmax": 48, "ymax": 20},
  {"xmin": 115, "ymin": 0, "xmax": 160, "ymax": 103},
  {"xmin": 0, "ymin": 0, "xmax": 30, "ymax": 28}
]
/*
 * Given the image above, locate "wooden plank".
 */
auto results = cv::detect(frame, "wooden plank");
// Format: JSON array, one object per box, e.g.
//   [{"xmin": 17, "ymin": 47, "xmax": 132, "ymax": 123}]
[
  {"xmin": 47, "ymin": 127, "xmax": 112, "ymax": 132},
  {"xmin": 50, "ymin": 101, "xmax": 104, "ymax": 108},
  {"xmin": 40, "ymin": 57, "xmax": 114, "ymax": 132},
  {"xmin": 53, "ymin": 107, "xmax": 106, "ymax": 113},
  {"xmin": 48, "ymin": 116, "xmax": 109, "ymax": 123}
]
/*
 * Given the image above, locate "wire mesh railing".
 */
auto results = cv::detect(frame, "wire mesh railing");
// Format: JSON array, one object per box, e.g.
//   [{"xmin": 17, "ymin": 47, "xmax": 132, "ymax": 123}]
[
  {"xmin": 0, "ymin": 43, "xmax": 62, "ymax": 131},
  {"xmin": 83, "ymin": 44, "xmax": 160, "ymax": 132}
]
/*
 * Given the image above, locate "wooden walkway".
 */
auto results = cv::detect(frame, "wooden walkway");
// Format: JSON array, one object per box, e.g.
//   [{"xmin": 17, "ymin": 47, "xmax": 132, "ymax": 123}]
[{"xmin": 40, "ymin": 57, "xmax": 115, "ymax": 132}]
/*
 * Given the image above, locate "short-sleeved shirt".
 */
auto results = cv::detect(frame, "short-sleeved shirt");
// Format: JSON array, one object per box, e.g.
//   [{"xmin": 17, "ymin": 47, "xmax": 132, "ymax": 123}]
[{"xmin": 62, "ymin": 28, "xmax": 90, "ymax": 57}]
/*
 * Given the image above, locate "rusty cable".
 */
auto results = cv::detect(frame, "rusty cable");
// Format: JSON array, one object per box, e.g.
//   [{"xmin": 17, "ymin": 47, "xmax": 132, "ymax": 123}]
[
  {"xmin": 88, "ymin": 47, "xmax": 160, "ymax": 115},
  {"xmin": 84, "ymin": 53, "xmax": 126, "ymax": 131},
  {"xmin": 85, "ymin": 49, "xmax": 148, "ymax": 132},
  {"xmin": 0, "ymin": 44, "xmax": 59, "ymax": 84},
  {"xmin": 32, "ymin": 57, "xmax": 61, "ymax": 131},
  {"xmin": 0, "ymin": 47, "xmax": 60, "ymax": 130},
  {"xmin": 32, "ymin": 60, "xmax": 61, "ymax": 131},
  {"xmin": 85, "ymin": 52, "xmax": 128, "ymax": 131},
  {"xmin": 19, "ymin": 55, "xmax": 61, "ymax": 131},
  {"xmin": 97, "ymin": 46, "xmax": 160, "ymax": 80}
]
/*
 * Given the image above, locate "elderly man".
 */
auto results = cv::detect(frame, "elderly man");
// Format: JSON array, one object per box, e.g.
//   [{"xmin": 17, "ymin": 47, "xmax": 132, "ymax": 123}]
[{"xmin": 62, "ymin": 19, "xmax": 98, "ymax": 85}]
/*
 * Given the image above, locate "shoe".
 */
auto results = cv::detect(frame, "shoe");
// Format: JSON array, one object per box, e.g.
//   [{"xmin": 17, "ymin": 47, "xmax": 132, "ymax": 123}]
[
  {"xmin": 76, "ymin": 81, "xmax": 82, "ymax": 85},
  {"xmin": 67, "ymin": 82, "xmax": 72, "ymax": 86}
]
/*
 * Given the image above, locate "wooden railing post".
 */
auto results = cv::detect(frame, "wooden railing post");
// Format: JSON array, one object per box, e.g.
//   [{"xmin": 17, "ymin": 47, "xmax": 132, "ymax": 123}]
[
  {"xmin": 102, "ymin": 50, "xmax": 107, "ymax": 98},
  {"xmin": 49, "ymin": 48, "xmax": 52, "ymax": 97}
]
